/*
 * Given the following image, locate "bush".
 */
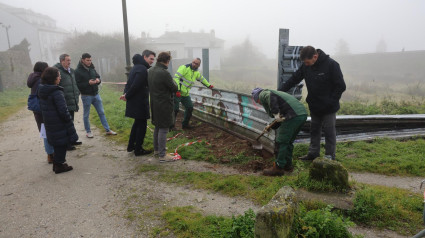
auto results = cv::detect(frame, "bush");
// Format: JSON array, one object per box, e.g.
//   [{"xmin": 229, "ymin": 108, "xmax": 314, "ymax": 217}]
[{"xmin": 291, "ymin": 205, "xmax": 355, "ymax": 238}]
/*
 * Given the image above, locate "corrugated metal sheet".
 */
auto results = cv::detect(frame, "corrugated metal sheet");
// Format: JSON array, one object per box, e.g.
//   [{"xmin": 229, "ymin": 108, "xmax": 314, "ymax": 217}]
[{"xmin": 189, "ymin": 85, "xmax": 276, "ymax": 151}]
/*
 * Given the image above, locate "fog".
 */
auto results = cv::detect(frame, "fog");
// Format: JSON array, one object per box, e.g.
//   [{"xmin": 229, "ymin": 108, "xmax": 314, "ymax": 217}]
[{"xmin": 2, "ymin": 0, "xmax": 425, "ymax": 57}]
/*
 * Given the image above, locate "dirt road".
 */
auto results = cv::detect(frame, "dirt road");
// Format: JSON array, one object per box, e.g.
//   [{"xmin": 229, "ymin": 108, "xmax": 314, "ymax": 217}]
[{"xmin": 0, "ymin": 109, "xmax": 137, "ymax": 237}]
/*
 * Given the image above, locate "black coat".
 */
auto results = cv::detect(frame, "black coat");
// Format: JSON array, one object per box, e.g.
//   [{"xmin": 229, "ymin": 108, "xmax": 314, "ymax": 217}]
[
  {"xmin": 279, "ymin": 49, "xmax": 346, "ymax": 116},
  {"xmin": 38, "ymin": 84, "xmax": 78, "ymax": 146},
  {"xmin": 75, "ymin": 60, "xmax": 101, "ymax": 96},
  {"xmin": 124, "ymin": 54, "xmax": 150, "ymax": 119},
  {"xmin": 54, "ymin": 63, "xmax": 80, "ymax": 112},
  {"xmin": 148, "ymin": 62, "xmax": 178, "ymax": 128}
]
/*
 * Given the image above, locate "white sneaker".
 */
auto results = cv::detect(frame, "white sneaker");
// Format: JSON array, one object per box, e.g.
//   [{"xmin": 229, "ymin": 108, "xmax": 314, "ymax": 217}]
[
  {"xmin": 106, "ymin": 130, "xmax": 117, "ymax": 135},
  {"xmin": 86, "ymin": 132, "xmax": 94, "ymax": 138},
  {"xmin": 159, "ymin": 154, "xmax": 175, "ymax": 163}
]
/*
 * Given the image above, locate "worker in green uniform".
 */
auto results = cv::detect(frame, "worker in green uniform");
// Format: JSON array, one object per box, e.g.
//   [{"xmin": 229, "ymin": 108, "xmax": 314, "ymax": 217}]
[
  {"xmin": 252, "ymin": 88, "xmax": 307, "ymax": 176},
  {"xmin": 172, "ymin": 58, "xmax": 214, "ymax": 129}
]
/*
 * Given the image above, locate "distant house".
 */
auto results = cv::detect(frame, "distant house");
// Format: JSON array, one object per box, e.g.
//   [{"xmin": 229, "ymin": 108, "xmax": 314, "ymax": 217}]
[
  {"xmin": 0, "ymin": 2, "xmax": 69, "ymax": 65},
  {"xmin": 140, "ymin": 30, "xmax": 224, "ymax": 71}
]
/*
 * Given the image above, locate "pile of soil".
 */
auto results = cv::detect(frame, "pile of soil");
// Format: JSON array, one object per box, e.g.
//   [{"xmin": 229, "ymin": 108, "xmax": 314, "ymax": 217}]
[{"xmin": 173, "ymin": 113, "xmax": 274, "ymax": 173}]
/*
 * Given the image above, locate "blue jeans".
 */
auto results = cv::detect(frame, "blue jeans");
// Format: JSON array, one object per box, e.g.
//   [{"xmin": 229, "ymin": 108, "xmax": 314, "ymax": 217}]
[
  {"xmin": 44, "ymin": 138, "xmax": 54, "ymax": 154},
  {"xmin": 81, "ymin": 94, "xmax": 111, "ymax": 133}
]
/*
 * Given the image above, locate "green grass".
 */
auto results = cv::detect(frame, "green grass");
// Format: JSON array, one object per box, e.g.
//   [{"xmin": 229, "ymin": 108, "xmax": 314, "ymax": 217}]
[
  {"xmin": 136, "ymin": 160, "xmax": 352, "ymax": 206},
  {"xmin": 339, "ymin": 98, "xmax": 425, "ymax": 115},
  {"xmin": 160, "ymin": 206, "xmax": 255, "ymax": 238},
  {"xmin": 349, "ymin": 184, "xmax": 423, "ymax": 235},
  {"xmin": 336, "ymin": 138, "xmax": 425, "ymax": 176},
  {"xmin": 0, "ymin": 87, "xmax": 28, "ymax": 123}
]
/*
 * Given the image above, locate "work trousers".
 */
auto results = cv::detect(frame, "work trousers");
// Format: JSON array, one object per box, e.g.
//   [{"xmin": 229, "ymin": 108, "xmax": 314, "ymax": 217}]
[
  {"xmin": 275, "ymin": 115, "xmax": 307, "ymax": 168},
  {"xmin": 308, "ymin": 112, "xmax": 337, "ymax": 159},
  {"xmin": 174, "ymin": 96, "xmax": 193, "ymax": 127},
  {"xmin": 153, "ymin": 127, "xmax": 169, "ymax": 157},
  {"xmin": 128, "ymin": 118, "xmax": 147, "ymax": 151}
]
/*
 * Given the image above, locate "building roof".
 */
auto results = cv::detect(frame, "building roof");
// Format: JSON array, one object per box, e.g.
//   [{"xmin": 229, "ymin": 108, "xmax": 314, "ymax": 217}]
[
  {"xmin": 141, "ymin": 30, "xmax": 224, "ymax": 48},
  {"xmin": 0, "ymin": 2, "xmax": 68, "ymax": 34}
]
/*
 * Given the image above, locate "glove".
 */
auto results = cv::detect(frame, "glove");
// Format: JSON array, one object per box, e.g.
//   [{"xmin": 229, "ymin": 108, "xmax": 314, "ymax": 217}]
[
  {"xmin": 176, "ymin": 92, "xmax": 181, "ymax": 97},
  {"xmin": 271, "ymin": 122, "xmax": 281, "ymax": 130},
  {"xmin": 273, "ymin": 113, "xmax": 284, "ymax": 122},
  {"xmin": 208, "ymin": 85, "xmax": 214, "ymax": 89}
]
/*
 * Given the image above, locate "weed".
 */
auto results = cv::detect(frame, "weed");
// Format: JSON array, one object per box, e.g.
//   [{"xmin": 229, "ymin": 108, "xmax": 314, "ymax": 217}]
[
  {"xmin": 161, "ymin": 206, "xmax": 255, "ymax": 238},
  {"xmin": 290, "ymin": 205, "xmax": 356, "ymax": 238}
]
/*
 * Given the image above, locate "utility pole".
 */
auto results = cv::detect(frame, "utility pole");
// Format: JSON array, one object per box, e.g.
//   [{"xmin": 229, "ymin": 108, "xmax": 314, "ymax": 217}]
[
  {"xmin": 0, "ymin": 23, "xmax": 11, "ymax": 49},
  {"xmin": 121, "ymin": 0, "xmax": 131, "ymax": 75}
]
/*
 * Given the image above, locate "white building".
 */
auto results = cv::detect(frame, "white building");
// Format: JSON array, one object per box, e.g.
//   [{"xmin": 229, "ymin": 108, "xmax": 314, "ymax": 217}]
[
  {"xmin": 0, "ymin": 2, "xmax": 69, "ymax": 65},
  {"xmin": 141, "ymin": 30, "xmax": 224, "ymax": 71}
]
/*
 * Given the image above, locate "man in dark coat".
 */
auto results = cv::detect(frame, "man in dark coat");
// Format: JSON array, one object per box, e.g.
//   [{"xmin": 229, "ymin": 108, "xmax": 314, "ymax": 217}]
[
  {"xmin": 75, "ymin": 53, "xmax": 117, "ymax": 138},
  {"xmin": 120, "ymin": 50, "xmax": 156, "ymax": 156},
  {"xmin": 147, "ymin": 52, "xmax": 178, "ymax": 162},
  {"xmin": 38, "ymin": 67, "xmax": 77, "ymax": 174},
  {"xmin": 54, "ymin": 53, "xmax": 82, "ymax": 150},
  {"xmin": 279, "ymin": 46, "xmax": 346, "ymax": 160}
]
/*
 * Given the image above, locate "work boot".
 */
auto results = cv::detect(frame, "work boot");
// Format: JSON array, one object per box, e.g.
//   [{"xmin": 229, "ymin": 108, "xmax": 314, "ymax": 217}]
[
  {"xmin": 263, "ymin": 162, "xmax": 285, "ymax": 176},
  {"xmin": 299, "ymin": 154, "xmax": 317, "ymax": 161},
  {"xmin": 182, "ymin": 124, "xmax": 193, "ymax": 130},
  {"xmin": 283, "ymin": 165, "xmax": 294, "ymax": 173},
  {"xmin": 47, "ymin": 154, "xmax": 54, "ymax": 164},
  {"xmin": 53, "ymin": 162, "xmax": 73, "ymax": 174}
]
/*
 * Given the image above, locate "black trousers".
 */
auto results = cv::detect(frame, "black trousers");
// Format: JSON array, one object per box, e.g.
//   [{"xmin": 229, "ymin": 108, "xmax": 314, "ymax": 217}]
[
  {"xmin": 53, "ymin": 145, "xmax": 67, "ymax": 164},
  {"xmin": 128, "ymin": 118, "xmax": 147, "ymax": 151}
]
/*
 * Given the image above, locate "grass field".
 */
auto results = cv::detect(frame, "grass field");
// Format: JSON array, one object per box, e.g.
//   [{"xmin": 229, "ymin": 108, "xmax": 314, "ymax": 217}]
[{"xmin": 0, "ymin": 87, "xmax": 28, "ymax": 123}]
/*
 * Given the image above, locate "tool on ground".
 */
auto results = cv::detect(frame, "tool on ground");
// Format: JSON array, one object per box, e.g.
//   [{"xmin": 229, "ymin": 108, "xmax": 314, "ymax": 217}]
[{"xmin": 252, "ymin": 119, "xmax": 282, "ymax": 150}]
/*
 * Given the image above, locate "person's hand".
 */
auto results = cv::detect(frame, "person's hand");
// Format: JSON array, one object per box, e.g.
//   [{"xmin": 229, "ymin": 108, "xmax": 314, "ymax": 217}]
[
  {"xmin": 89, "ymin": 79, "xmax": 96, "ymax": 85},
  {"xmin": 273, "ymin": 113, "xmax": 284, "ymax": 122},
  {"xmin": 95, "ymin": 78, "xmax": 100, "ymax": 84},
  {"xmin": 176, "ymin": 92, "xmax": 181, "ymax": 97},
  {"xmin": 120, "ymin": 94, "xmax": 127, "ymax": 101},
  {"xmin": 208, "ymin": 85, "xmax": 214, "ymax": 89}
]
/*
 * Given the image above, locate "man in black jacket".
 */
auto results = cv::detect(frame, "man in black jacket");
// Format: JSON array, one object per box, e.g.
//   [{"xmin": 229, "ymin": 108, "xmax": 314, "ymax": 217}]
[
  {"xmin": 279, "ymin": 46, "xmax": 346, "ymax": 160},
  {"xmin": 75, "ymin": 53, "xmax": 117, "ymax": 138},
  {"xmin": 120, "ymin": 50, "xmax": 156, "ymax": 156}
]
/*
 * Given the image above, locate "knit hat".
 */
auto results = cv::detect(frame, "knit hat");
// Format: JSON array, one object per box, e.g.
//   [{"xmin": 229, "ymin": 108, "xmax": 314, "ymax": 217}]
[{"xmin": 251, "ymin": 87, "xmax": 263, "ymax": 102}]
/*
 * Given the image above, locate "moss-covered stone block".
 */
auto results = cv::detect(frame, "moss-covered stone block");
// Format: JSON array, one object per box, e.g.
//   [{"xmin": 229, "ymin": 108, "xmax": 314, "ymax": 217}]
[
  {"xmin": 255, "ymin": 186, "xmax": 297, "ymax": 238},
  {"xmin": 309, "ymin": 158, "xmax": 350, "ymax": 190}
]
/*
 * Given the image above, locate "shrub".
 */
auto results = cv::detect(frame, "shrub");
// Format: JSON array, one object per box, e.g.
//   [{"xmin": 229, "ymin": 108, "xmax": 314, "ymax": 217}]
[{"xmin": 290, "ymin": 205, "xmax": 355, "ymax": 238}]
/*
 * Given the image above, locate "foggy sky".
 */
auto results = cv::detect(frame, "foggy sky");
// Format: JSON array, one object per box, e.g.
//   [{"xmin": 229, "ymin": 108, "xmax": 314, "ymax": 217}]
[{"xmin": 2, "ymin": 0, "xmax": 425, "ymax": 58}]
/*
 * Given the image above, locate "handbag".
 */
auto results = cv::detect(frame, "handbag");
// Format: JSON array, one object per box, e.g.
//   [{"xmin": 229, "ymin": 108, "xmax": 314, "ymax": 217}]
[{"xmin": 27, "ymin": 94, "xmax": 41, "ymax": 112}]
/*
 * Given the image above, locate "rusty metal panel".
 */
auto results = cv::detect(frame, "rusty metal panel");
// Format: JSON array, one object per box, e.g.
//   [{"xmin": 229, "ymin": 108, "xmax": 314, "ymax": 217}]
[{"xmin": 189, "ymin": 85, "xmax": 276, "ymax": 152}]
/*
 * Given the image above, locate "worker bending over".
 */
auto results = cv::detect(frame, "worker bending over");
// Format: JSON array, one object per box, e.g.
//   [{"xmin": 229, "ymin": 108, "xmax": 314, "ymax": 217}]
[{"xmin": 252, "ymin": 88, "xmax": 307, "ymax": 176}]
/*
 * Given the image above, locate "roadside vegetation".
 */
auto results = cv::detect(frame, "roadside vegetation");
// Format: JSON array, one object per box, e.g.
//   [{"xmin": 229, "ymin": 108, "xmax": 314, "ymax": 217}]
[{"xmin": 0, "ymin": 87, "xmax": 28, "ymax": 123}]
